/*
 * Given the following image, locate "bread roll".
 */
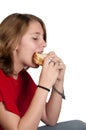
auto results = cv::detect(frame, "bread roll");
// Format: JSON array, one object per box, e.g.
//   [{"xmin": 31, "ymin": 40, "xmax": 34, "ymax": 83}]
[{"xmin": 33, "ymin": 52, "xmax": 47, "ymax": 65}]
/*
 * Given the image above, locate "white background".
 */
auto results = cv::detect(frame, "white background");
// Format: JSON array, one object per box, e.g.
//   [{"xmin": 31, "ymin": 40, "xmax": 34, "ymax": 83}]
[{"xmin": 0, "ymin": 0, "xmax": 86, "ymax": 126}]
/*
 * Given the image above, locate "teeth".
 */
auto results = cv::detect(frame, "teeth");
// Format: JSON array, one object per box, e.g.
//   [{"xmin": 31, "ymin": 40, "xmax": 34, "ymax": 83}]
[{"xmin": 37, "ymin": 52, "xmax": 43, "ymax": 54}]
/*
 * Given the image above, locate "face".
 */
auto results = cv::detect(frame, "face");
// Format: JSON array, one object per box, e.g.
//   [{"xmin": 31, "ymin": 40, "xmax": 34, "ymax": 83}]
[{"xmin": 14, "ymin": 21, "xmax": 46, "ymax": 69}]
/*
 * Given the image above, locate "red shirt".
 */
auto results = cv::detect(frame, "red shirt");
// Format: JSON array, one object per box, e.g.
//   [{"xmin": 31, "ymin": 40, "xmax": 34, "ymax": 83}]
[{"xmin": 0, "ymin": 69, "xmax": 37, "ymax": 130}]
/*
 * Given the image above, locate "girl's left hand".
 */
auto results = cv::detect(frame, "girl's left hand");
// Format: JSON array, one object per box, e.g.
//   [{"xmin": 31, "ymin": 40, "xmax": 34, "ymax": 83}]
[{"xmin": 54, "ymin": 58, "xmax": 66, "ymax": 88}]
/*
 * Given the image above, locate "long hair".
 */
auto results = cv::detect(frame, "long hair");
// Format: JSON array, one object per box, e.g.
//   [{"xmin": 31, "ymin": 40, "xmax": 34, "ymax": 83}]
[{"xmin": 0, "ymin": 13, "xmax": 47, "ymax": 75}]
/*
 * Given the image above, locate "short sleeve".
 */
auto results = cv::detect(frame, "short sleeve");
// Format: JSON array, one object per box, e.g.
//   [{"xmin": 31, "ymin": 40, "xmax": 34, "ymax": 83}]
[
  {"xmin": 0, "ymin": 88, "xmax": 20, "ymax": 115},
  {"xmin": 0, "ymin": 69, "xmax": 37, "ymax": 117},
  {"xmin": 0, "ymin": 69, "xmax": 21, "ymax": 115},
  {"xmin": 0, "ymin": 89, "xmax": 3, "ymax": 101},
  {"xmin": 4, "ymin": 101, "xmax": 20, "ymax": 115}
]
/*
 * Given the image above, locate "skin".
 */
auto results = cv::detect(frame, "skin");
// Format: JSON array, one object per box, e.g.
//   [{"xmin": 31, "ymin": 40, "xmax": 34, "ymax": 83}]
[{"xmin": 0, "ymin": 21, "xmax": 66, "ymax": 130}]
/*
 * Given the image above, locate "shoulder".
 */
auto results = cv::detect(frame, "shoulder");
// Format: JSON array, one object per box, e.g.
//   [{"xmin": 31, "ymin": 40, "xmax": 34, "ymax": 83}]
[
  {"xmin": 20, "ymin": 69, "xmax": 33, "ymax": 81},
  {"xmin": 0, "ymin": 69, "xmax": 5, "ymax": 79},
  {"xmin": 20, "ymin": 69, "xmax": 37, "ymax": 86},
  {"xmin": 0, "ymin": 69, "xmax": 8, "ymax": 85}
]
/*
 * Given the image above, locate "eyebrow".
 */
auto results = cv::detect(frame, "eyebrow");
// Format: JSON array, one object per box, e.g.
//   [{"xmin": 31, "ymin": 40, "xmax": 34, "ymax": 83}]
[{"xmin": 30, "ymin": 32, "xmax": 44, "ymax": 35}]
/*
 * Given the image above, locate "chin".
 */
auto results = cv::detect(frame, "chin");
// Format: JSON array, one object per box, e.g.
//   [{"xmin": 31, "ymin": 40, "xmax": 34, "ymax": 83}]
[{"xmin": 32, "ymin": 63, "xmax": 39, "ymax": 68}]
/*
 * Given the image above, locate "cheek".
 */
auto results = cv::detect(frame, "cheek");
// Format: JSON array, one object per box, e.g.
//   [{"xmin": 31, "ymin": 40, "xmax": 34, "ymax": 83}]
[
  {"xmin": 27, "ymin": 42, "xmax": 38, "ymax": 53},
  {"xmin": 20, "ymin": 38, "xmax": 38, "ymax": 56},
  {"xmin": 21, "ymin": 44, "xmax": 35, "ymax": 59}
]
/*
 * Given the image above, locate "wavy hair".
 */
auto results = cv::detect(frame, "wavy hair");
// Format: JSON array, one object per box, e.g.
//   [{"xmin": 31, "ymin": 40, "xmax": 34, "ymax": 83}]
[{"xmin": 0, "ymin": 13, "xmax": 47, "ymax": 75}]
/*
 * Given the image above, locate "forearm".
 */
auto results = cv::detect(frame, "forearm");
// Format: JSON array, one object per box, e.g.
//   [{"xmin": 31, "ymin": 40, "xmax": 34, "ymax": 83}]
[
  {"xmin": 43, "ymin": 83, "xmax": 64, "ymax": 126},
  {"xmin": 18, "ymin": 88, "xmax": 49, "ymax": 130},
  {"xmin": 45, "ymin": 91, "xmax": 62, "ymax": 125}
]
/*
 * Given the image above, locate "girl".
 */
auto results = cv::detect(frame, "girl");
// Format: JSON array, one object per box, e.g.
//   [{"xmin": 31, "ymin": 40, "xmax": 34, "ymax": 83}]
[{"xmin": 0, "ymin": 13, "xmax": 86, "ymax": 130}]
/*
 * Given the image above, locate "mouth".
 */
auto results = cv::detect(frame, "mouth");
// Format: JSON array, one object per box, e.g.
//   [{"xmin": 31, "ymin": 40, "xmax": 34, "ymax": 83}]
[{"xmin": 36, "ymin": 51, "xmax": 43, "ymax": 54}]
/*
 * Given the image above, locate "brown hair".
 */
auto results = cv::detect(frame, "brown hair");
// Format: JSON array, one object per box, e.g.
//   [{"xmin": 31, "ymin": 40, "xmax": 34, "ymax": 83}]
[{"xmin": 0, "ymin": 13, "xmax": 47, "ymax": 75}]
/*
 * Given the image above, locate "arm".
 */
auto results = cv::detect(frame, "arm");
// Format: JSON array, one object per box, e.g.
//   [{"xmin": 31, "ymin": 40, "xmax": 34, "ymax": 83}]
[
  {"xmin": 0, "ymin": 88, "xmax": 49, "ymax": 130},
  {"xmin": 41, "ymin": 56, "xmax": 66, "ymax": 126},
  {"xmin": 0, "ymin": 52, "xmax": 65, "ymax": 130}
]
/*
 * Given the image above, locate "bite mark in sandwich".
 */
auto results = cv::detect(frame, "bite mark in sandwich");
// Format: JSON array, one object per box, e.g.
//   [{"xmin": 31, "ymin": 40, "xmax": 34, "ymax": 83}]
[{"xmin": 33, "ymin": 52, "xmax": 47, "ymax": 65}]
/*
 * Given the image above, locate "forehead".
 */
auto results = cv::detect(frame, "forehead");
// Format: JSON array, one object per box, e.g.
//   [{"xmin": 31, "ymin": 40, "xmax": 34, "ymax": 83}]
[{"xmin": 26, "ymin": 21, "xmax": 44, "ymax": 34}]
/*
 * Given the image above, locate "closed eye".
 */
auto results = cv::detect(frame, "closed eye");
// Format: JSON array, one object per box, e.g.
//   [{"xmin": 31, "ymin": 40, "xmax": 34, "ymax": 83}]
[{"xmin": 32, "ymin": 37, "xmax": 38, "ymax": 40}]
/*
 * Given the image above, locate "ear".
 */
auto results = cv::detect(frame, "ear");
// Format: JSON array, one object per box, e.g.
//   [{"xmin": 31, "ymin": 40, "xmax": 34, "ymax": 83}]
[
  {"xmin": 15, "ymin": 46, "xmax": 18, "ymax": 50},
  {"xmin": 14, "ymin": 43, "xmax": 19, "ymax": 51}
]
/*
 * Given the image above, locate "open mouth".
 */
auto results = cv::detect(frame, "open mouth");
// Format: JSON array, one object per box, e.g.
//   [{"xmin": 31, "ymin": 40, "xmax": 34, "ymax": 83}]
[{"xmin": 36, "ymin": 51, "xmax": 43, "ymax": 54}]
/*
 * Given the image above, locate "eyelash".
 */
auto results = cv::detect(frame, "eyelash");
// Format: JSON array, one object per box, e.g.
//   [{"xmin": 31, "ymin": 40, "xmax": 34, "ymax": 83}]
[
  {"xmin": 32, "ymin": 36, "xmax": 44, "ymax": 41},
  {"xmin": 32, "ymin": 37, "xmax": 38, "ymax": 40}
]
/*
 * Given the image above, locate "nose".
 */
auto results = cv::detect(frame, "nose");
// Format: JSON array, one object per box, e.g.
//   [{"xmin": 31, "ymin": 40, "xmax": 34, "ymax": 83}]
[{"xmin": 41, "ymin": 39, "xmax": 47, "ymax": 48}]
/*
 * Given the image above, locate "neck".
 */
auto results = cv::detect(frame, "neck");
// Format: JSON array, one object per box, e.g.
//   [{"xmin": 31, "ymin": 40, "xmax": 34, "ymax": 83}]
[{"xmin": 12, "ymin": 72, "xmax": 18, "ymax": 79}]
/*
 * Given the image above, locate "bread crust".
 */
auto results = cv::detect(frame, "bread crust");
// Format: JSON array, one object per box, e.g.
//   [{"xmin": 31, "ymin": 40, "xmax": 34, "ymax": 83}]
[{"xmin": 33, "ymin": 52, "xmax": 47, "ymax": 65}]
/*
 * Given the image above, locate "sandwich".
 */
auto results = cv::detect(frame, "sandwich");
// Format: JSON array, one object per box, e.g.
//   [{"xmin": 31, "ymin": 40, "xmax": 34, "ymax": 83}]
[{"xmin": 33, "ymin": 52, "xmax": 47, "ymax": 66}]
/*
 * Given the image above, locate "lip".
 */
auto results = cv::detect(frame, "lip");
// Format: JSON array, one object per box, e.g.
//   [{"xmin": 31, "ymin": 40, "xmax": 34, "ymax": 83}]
[{"xmin": 37, "ymin": 51, "xmax": 44, "ymax": 54}]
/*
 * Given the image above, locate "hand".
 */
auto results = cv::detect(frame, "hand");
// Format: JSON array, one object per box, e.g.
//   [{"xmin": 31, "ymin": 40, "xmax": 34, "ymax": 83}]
[
  {"xmin": 38, "ymin": 52, "xmax": 60, "ymax": 89},
  {"xmin": 54, "ymin": 58, "xmax": 66, "ymax": 89}
]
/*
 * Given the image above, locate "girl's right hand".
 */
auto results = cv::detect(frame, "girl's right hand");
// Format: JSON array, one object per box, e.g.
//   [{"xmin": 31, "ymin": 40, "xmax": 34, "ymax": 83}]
[{"xmin": 38, "ymin": 51, "xmax": 61, "ymax": 89}]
